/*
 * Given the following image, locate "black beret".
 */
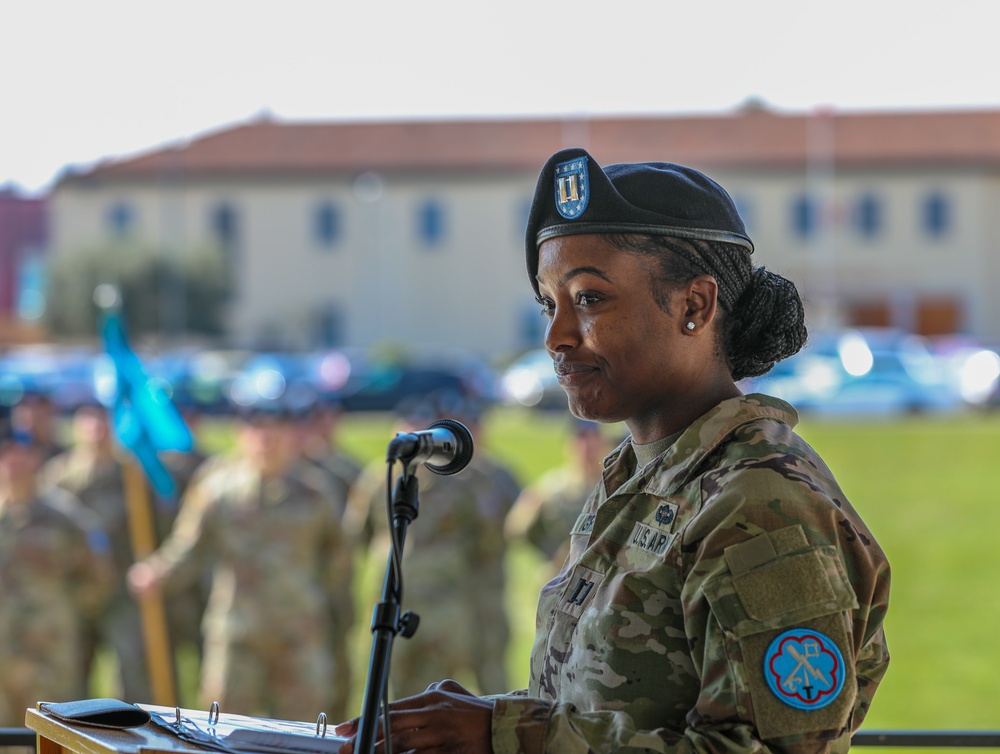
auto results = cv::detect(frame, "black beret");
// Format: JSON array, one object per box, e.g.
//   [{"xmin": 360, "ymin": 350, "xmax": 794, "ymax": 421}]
[
  {"xmin": 232, "ymin": 395, "xmax": 296, "ymax": 423},
  {"xmin": 0, "ymin": 421, "xmax": 34, "ymax": 450},
  {"xmin": 525, "ymin": 147, "xmax": 753, "ymax": 294}
]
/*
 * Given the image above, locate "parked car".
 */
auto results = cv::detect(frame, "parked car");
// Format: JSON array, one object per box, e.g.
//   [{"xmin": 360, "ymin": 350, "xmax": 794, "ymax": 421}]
[
  {"xmin": 497, "ymin": 348, "xmax": 567, "ymax": 410},
  {"xmin": 148, "ymin": 348, "xmax": 252, "ymax": 414},
  {"xmin": 813, "ymin": 348, "xmax": 961, "ymax": 416},
  {"xmin": 337, "ymin": 348, "xmax": 497, "ymax": 413},
  {"xmin": 745, "ymin": 328, "xmax": 964, "ymax": 417},
  {"xmin": 222, "ymin": 346, "xmax": 497, "ymax": 414},
  {"xmin": 739, "ymin": 349, "xmax": 842, "ymax": 410},
  {"xmin": 927, "ymin": 335, "xmax": 1000, "ymax": 408},
  {"xmin": 0, "ymin": 345, "xmax": 101, "ymax": 412}
]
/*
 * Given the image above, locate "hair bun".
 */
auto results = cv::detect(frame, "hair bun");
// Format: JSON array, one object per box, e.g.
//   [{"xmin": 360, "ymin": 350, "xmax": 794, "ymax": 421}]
[{"xmin": 726, "ymin": 267, "xmax": 808, "ymax": 381}]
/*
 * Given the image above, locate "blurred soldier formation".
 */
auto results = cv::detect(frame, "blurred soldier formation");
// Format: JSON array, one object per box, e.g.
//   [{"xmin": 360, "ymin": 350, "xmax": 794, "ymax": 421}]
[
  {"xmin": 0, "ymin": 418, "xmax": 112, "ymax": 725},
  {"xmin": 0, "ymin": 386, "xmax": 598, "ymax": 726},
  {"xmin": 127, "ymin": 401, "xmax": 356, "ymax": 721},
  {"xmin": 344, "ymin": 395, "xmax": 521, "ymax": 699},
  {"xmin": 504, "ymin": 419, "xmax": 616, "ymax": 574}
]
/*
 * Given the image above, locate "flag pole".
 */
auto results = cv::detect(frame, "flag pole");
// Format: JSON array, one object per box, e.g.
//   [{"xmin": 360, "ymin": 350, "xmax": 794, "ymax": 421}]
[
  {"xmin": 96, "ymin": 283, "xmax": 187, "ymax": 706},
  {"xmin": 121, "ymin": 456, "xmax": 177, "ymax": 705}
]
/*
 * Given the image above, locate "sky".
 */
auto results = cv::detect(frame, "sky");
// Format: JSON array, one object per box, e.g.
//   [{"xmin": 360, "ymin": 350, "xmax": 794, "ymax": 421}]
[{"xmin": 3, "ymin": 0, "xmax": 999, "ymax": 195}]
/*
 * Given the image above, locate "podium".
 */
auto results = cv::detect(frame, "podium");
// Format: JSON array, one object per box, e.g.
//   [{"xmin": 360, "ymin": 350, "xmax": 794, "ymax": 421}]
[{"xmin": 25, "ymin": 704, "xmax": 344, "ymax": 754}]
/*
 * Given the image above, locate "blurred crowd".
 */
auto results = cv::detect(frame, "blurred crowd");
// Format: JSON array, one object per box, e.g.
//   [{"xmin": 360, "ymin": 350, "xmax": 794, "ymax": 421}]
[{"xmin": 0, "ymin": 384, "xmax": 616, "ymax": 726}]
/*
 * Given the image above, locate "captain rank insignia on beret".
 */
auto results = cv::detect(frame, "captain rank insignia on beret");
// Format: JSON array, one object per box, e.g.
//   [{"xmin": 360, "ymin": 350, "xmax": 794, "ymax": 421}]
[{"xmin": 554, "ymin": 157, "xmax": 589, "ymax": 219}]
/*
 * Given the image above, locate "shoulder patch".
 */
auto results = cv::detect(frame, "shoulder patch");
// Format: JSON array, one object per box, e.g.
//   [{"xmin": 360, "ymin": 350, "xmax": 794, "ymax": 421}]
[{"xmin": 764, "ymin": 628, "xmax": 846, "ymax": 710}]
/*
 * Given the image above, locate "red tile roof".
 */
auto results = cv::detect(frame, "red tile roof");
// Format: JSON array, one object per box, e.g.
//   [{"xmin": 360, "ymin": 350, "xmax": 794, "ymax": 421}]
[{"xmin": 62, "ymin": 106, "xmax": 1000, "ymax": 184}]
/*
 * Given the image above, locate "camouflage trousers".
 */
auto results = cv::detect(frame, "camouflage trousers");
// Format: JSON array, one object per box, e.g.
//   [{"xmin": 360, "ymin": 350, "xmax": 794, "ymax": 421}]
[
  {"xmin": 0, "ymin": 642, "xmax": 85, "ymax": 727},
  {"xmin": 388, "ymin": 592, "xmax": 509, "ymax": 699},
  {"xmin": 200, "ymin": 632, "xmax": 337, "ymax": 722},
  {"xmin": 80, "ymin": 599, "xmax": 153, "ymax": 704}
]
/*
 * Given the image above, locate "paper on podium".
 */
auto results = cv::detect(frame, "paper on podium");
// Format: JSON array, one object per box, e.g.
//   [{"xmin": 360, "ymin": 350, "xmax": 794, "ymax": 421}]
[
  {"xmin": 224, "ymin": 728, "xmax": 346, "ymax": 754},
  {"xmin": 141, "ymin": 705, "xmax": 347, "ymax": 754}
]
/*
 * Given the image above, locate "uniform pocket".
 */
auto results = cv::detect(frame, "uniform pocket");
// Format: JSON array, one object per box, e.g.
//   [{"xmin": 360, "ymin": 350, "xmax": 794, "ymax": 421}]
[
  {"xmin": 708, "ymin": 546, "xmax": 858, "ymax": 636},
  {"xmin": 529, "ymin": 564, "xmax": 607, "ymax": 699}
]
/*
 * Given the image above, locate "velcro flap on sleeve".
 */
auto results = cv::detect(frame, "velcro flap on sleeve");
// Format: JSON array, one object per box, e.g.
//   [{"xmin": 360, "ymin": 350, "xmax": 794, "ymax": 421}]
[
  {"xmin": 707, "ymin": 527, "xmax": 859, "ymax": 637},
  {"xmin": 737, "ymin": 550, "xmax": 839, "ymax": 620}
]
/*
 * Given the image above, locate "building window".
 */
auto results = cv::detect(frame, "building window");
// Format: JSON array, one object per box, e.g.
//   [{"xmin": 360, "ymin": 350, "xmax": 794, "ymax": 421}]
[
  {"xmin": 791, "ymin": 194, "xmax": 818, "ymax": 238},
  {"xmin": 315, "ymin": 304, "xmax": 344, "ymax": 347},
  {"xmin": 314, "ymin": 202, "xmax": 341, "ymax": 248},
  {"xmin": 922, "ymin": 191, "xmax": 950, "ymax": 238},
  {"xmin": 106, "ymin": 202, "xmax": 134, "ymax": 237},
  {"xmin": 210, "ymin": 203, "xmax": 239, "ymax": 263},
  {"xmin": 417, "ymin": 199, "xmax": 446, "ymax": 247},
  {"xmin": 854, "ymin": 193, "xmax": 882, "ymax": 239}
]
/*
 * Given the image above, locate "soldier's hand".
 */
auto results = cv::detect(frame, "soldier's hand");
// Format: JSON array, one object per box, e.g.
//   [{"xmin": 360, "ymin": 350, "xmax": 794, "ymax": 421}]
[
  {"xmin": 127, "ymin": 561, "xmax": 163, "ymax": 597},
  {"xmin": 335, "ymin": 679, "xmax": 494, "ymax": 754}
]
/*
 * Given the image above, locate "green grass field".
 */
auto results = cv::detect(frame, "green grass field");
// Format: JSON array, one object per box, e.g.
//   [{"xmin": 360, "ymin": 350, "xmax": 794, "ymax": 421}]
[
  {"xmin": 794, "ymin": 414, "xmax": 1000, "ymax": 732},
  {"xmin": 109, "ymin": 408, "xmax": 1000, "ymax": 743}
]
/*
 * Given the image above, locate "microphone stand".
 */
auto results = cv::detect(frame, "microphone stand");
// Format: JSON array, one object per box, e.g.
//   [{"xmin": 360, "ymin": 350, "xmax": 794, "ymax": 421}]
[{"xmin": 355, "ymin": 465, "xmax": 421, "ymax": 754}]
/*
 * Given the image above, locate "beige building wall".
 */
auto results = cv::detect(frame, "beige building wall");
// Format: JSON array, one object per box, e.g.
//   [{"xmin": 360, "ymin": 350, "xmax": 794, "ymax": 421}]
[
  {"xmin": 711, "ymin": 165, "xmax": 990, "ymax": 340},
  {"xmin": 49, "ymin": 159, "xmax": 1000, "ymax": 358},
  {"xmin": 50, "ymin": 171, "xmax": 543, "ymax": 358},
  {"xmin": 979, "ymin": 173, "xmax": 1000, "ymax": 340}
]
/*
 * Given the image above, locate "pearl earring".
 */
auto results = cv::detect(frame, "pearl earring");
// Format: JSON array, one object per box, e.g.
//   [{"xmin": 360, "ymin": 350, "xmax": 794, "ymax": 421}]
[{"xmin": 686, "ymin": 321, "xmax": 696, "ymax": 331}]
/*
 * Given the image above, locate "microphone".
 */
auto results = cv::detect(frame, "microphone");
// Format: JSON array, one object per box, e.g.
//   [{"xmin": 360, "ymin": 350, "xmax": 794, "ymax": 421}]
[{"xmin": 386, "ymin": 419, "xmax": 474, "ymax": 475}]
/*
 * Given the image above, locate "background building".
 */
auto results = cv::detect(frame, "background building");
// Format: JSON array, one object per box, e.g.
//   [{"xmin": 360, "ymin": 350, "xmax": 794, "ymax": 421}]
[
  {"xmin": 0, "ymin": 188, "xmax": 47, "ymax": 342},
  {"xmin": 45, "ymin": 106, "xmax": 1000, "ymax": 360}
]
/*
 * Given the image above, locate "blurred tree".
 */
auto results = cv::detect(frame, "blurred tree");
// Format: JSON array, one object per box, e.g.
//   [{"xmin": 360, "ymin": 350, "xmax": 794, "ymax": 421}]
[{"xmin": 44, "ymin": 244, "xmax": 231, "ymax": 338}]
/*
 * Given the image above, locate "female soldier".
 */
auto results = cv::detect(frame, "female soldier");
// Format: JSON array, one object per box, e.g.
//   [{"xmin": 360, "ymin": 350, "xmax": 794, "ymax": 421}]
[{"xmin": 336, "ymin": 148, "xmax": 890, "ymax": 754}]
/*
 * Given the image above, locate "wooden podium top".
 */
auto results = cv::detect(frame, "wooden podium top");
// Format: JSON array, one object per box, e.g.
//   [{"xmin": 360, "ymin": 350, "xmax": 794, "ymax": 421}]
[{"xmin": 25, "ymin": 704, "xmax": 344, "ymax": 754}]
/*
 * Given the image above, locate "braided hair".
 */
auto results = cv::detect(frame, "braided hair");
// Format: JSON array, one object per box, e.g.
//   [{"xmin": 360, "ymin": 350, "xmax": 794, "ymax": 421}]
[{"xmin": 606, "ymin": 234, "xmax": 808, "ymax": 381}]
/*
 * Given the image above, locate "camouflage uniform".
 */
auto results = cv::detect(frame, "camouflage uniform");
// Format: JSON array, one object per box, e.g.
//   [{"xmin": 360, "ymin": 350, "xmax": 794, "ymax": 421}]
[
  {"xmin": 345, "ymin": 452, "xmax": 519, "ymax": 698},
  {"xmin": 493, "ymin": 394, "xmax": 890, "ymax": 754},
  {"xmin": 41, "ymin": 450, "xmax": 160, "ymax": 702},
  {"xmin": 465, "ymin": 452, "xmax": 521, "ymax": 695},
  {"xmin": 142, "ymin": 455, "xmax": 354, "ymax": 721},
  {"xmin": 0, "ymin": 487, "xmax": 112, "ymax": 724},
  {"xmin": 298, "ymin": 444, "xmax": 362, "ymax": 715},
  {"xmin": 160, "ymin": 448, "xmax": 212, "ymax": 659},
  {"xmin": 302, "ymin": 445, "xmax": 363, "ymax": 521}
]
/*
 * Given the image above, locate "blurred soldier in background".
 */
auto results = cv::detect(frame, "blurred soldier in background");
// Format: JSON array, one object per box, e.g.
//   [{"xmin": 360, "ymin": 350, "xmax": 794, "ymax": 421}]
[
  {"xmin": 10, "ymin": 387, "xmax": 67, "ymax": 462},
  {"xmin": 128, "ymin": 399, "xmax": 355, "ymax": 721},
  {"xmin": 344, "ymin": 393, "xmax": 519, "ymax": 698},
  {"xmin": 40, "ymin": 401, "xmax": 156, "ymax": 702},
  {"xmin": 289, "ymin": 389, "xmax": 361, "ymax": 714},
  {"xmin": 294, "ymin": 392, "xmax": 362, "ymax": 521},
  {"xmin": 0, "ymin": 421, "xmax": 113, "ymax": 724},
  {"xmin": 158, "ymin": 397, "xmax": 213, "ymax": 667},
  {"xmin": 504, "ymin": 419, "xmax": 615, "ymax": 573},
  {"xmin": 448, "ymin": 396, "xmax": 520, "ymax": 695},
  {"xmin": 159, "ymin": 397, "xmax": 210, "ymax": 497}
]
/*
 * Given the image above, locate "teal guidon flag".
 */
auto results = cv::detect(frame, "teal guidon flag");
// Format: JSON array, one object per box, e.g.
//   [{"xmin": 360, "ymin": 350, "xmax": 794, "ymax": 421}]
[{"xmin": 100, "ymin": 308, "xmax": 193, "ymax": 498}]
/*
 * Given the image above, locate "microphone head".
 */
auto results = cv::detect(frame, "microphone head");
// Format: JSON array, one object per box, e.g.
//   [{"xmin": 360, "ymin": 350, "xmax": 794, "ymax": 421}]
[{"xmin": 424, "ymin": 418, "xmax": 474, "ymax": 475}]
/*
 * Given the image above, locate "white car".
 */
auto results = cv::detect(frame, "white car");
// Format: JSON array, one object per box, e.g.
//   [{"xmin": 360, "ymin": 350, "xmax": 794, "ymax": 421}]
[{"xmin": 498, "ymin": 349, "xmax": 567, "ymax": 410}]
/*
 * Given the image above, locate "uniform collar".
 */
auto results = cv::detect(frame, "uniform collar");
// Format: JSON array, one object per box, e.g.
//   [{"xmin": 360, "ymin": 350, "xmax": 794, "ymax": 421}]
[{"xmin": 602, "ymin": 393, "xmax": 799, "ymax": 498}]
